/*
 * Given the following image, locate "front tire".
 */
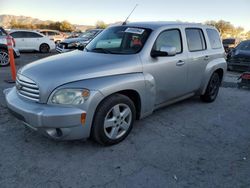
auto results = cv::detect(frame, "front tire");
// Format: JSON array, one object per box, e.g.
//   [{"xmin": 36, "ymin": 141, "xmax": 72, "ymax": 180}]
[
  {"xmin": 0, "ymin": 49, "xmax": 10, "ymax": 67},
  {"xmin": 201, "ymin": 72, "xmax": 221, "ymax": 103},
  {"xmin": 39, "ymin": 43, "xmax": 50, "ymax": 53},
  {"xmin": 92, "ymin": 94, "xmax": 136, "ymax": 146}
]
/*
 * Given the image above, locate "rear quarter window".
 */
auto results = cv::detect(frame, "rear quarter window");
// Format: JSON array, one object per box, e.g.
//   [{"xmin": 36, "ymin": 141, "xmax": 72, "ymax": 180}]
[{"xmin": 206, "ymin": 29, "xmax": 222, "ymax": 49}]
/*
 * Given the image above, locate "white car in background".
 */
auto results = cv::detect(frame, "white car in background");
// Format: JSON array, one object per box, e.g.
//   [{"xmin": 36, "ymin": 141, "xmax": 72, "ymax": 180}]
[
  {"xmin": 39, "ymin": 29, "xmax": 66, "ymax": 44},
  {"xmin": 9, "ymin": 30, "xmax": 55, "ymax": 53}
]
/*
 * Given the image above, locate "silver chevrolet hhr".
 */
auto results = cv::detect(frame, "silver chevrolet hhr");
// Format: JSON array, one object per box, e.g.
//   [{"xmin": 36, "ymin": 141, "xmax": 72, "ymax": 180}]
[{"xmin": 4, "ymin": 22, "xmax": 227, "ymax": 145}]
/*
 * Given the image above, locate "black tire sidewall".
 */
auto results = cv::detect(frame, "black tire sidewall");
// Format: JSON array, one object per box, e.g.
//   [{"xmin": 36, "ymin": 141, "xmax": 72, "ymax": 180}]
[
  {"xmin": 92, "ymin": 94, "xmax": 136, "ymax": 145},
  {"xmin": 40, "ymin": 43, "xmax": 50, "ymax": 53},
  {"xmin": 201, "ymin": 72, "xmax": 220, "ymax": 102}
]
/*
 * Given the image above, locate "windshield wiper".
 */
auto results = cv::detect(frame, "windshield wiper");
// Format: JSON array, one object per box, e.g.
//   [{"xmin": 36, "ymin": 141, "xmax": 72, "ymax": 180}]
[{"xmin": 90, "ymin": 48, "xmax": 113, "ymax": 54}]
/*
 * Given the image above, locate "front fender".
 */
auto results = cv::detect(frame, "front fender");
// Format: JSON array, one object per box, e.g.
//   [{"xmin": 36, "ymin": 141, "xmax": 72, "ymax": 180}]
[
  {"xmin": 199, "ymin": 58, "xmax": 227, "ymax": 95},
  {"xmin": 58, "ymin": 73, "xmax": 156, "ymax": 120}
]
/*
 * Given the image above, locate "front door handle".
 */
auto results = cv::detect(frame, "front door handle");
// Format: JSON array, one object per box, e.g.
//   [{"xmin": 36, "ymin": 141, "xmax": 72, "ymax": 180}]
[{"xmin": 176, "ymin": 60, "xmax": 185, "ymax": 66}]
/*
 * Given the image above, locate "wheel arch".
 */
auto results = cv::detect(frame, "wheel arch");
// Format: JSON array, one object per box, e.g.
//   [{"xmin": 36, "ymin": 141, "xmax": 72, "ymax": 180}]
[{"xmin": 199, "ymin": 58, "xmax": 227, "ymax": 95}]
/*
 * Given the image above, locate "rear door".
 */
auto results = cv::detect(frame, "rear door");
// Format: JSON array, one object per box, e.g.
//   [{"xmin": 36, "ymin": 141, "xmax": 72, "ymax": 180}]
[
  {"xmin": 185, "ymin": 28, "xmax": 207, "ymax": 92},
  {"xmin": 10, "ymin": 31, "xmax": 28, "ymax": 50},
  {"xmin": 25, "ymin": 32, "xmax": 43, "ymax": 50}
]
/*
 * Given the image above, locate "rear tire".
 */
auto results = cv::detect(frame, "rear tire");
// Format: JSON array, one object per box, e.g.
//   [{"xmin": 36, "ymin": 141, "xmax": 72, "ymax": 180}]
[
  {"xmin": 0, "ymin": 48, "xmax": 10, "ymax": 67},
  {"xmin": 39, "ymin": 43, "xmax": 50, "ymax": 53},
  {"xmin": 201, "ymin": 72, "xmax": 221, "ymax": 103},
  {"xmin": 91, "ymin": 94, "xmax": 136, "ymax": 146}
]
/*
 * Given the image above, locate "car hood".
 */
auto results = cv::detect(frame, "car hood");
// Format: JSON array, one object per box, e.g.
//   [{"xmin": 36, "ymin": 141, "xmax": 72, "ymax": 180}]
[
  {"xmin": 19, "ymin": 50, "xmax": 142, "ymax": 103},
  {"xmin": 61, "ymin": 37, "xmax": 89, "ymax": 44}
]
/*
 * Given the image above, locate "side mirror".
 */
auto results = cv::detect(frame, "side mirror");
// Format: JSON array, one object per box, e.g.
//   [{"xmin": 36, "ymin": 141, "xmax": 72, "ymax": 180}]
[
  {"xmin": 77, "ymin": 44, "xmax": 86, "ymax": 51},
  {"xmin": 151, "ymin": 46, "xmax": 177, "ymax": 57}
]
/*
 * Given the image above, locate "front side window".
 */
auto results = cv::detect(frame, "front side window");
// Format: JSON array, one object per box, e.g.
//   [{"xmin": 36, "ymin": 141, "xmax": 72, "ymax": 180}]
[
  {"xmin": 152, "ymin": 29, "xmax": 182, "ymax": 53},
  {"xmin": 206, "ymin": 29, "xmax": 222, "ymax": 49},
  {"xmin": 86, "ymin": 26, "xmax": 151, "ymax": 54},
  {"xmin": 186, "ymin": 28, "xmax": 206, "ymax": 52},
  {"xmin": 10, "ymin": 31, "xmax": 27, "ymax": 38}
]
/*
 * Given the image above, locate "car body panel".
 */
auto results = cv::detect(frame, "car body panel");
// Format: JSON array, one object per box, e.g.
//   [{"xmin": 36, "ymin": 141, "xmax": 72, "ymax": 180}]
[{"xmin": 227, "ymin": 41, "xmax": 250, "ymax": 71}]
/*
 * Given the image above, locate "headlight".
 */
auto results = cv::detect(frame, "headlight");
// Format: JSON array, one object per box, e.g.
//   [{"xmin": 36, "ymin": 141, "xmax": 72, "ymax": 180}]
[{"xmin": 50, "ymin": 89, "xmax": 90, "ymax": 105}]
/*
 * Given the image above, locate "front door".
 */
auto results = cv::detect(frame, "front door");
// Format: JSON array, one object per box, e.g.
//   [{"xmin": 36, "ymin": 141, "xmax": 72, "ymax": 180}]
[{"xmin": 143, "ymin": 29, "xmax": 188, "ymax": 105}]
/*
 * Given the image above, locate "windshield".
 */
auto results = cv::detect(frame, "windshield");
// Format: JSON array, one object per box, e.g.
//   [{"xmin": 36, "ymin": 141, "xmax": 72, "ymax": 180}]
[
  {"xmin": 236, "ymin": 41, "xmax": 250, "ymax": 51},
  {"xmin": 79, "ymin": 30, "xmax": 98, "ymax": 39},
  {"xmin": 85, "ymin": 26, "xmax": 151, "ymax": 54}
]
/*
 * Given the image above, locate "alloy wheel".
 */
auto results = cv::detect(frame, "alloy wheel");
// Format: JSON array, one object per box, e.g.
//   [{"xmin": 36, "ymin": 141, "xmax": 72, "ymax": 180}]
[{"xmin": 104, "ymin": 103, "xmax": 132, "ymax": 140}]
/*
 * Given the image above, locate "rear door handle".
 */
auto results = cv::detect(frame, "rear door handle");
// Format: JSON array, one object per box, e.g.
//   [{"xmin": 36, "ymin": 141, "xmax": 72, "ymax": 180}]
[
  {"xmin": 204, "ymin": 56, "xmax": 210, "ymax": 60},
  {"xmin": 176, "ymin": 60, "xmax": 185, "ymax": 66}
]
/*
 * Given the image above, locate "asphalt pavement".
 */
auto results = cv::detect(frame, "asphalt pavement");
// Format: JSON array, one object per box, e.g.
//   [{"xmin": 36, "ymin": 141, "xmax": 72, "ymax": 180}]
[{"xmin": 0, "ymin": 52, "xmax": 249, "ymax": 188}]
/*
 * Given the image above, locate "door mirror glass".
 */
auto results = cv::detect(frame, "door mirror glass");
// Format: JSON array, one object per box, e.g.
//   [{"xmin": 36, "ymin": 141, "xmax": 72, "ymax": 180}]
[{"xmin": 151, "ymin": 45, "xmax": 177, "ymax": 57}]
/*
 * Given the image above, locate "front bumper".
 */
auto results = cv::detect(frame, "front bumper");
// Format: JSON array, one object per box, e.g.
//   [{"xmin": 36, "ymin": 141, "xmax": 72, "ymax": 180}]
[
  {"xmin": 4, "ymin": 87, "xmax": 93, "ymax": 140},
  {"xmin": 56, "ymin": 46, "xmax": 72, "ymax": 53},
  {"xmin": 13, "ymin": 47, "xmax": 20, "ymax": 58},
  {"xmin": 227, "ymin": 61, "xmax": 250, "ymax": 72}
]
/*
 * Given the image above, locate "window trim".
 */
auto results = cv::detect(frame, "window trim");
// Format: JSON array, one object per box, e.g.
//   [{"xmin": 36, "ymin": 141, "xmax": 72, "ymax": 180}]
[
  {"xmin": 185, "ymin": 28, "xmax": 207, "ymax": 52},
  {"xmin": 151, "ymin": 28, "xmax": 183, "ymax": 55},
  {"xmin": 206, "ymin": 28, "xmax": 222, "ymax": 50}
]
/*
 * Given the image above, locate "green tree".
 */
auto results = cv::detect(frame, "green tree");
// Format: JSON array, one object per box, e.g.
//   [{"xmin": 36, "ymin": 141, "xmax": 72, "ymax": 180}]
[
  {"xmin": 246, "ymin": 31, "xmax": 250, "ymax": 39},
  {"xmin": 206, "ymin": 20, "xmax": 234, "ymax": 38},
  {"xmin": 59, "ymin": 21, "xmax": 75, "ymax": 32},
  {"xmin": 96, "ymin": 21, "xmax": 107, "ymax": 29}
]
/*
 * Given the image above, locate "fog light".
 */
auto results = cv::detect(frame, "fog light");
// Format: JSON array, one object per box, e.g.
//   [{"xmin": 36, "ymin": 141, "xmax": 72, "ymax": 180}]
[{"xmin": 81, "ymin": 113, "xmax": 86, "ymax": 125}]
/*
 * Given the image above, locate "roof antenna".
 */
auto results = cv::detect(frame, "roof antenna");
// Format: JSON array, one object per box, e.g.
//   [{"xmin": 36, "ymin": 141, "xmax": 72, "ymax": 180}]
[{"xmin": 122, "ymin": 4, "xmax": 138, "ymax": 25}]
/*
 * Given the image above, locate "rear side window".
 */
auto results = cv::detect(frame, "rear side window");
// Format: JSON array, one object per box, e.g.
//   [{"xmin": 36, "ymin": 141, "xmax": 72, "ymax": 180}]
[
  {"xmin": 186, "ymin": 28, "xmax": 206, "ymax": 52},
  {"xmin": 206, "ymin": 29, "xmax": 222, "ymax": 49},
  {"xmin": 153, "ymin": 29, "xmax": 182, "ymax": 53},
  {"xmin": 10, "ymin": 31, "xmax": 27, "ymax": 38}
]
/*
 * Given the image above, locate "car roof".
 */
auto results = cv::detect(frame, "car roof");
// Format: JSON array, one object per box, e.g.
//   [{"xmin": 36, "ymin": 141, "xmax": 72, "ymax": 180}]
[
  {"xmin": 126, "ymin": 21, "xmax": 213, "ymax": 30},
  {"xmin": 39, "ymin": 29, "xmax": 60, "ymax": 32},
  {"xmin": 9, "ymin": 29, "xmax": 40, "ymax": 33}
]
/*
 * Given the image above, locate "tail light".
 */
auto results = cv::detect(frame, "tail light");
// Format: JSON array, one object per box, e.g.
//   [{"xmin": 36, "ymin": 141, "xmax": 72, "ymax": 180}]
[
  {"xmin": 242, "ymin": 73, "xmax": 250, "ymax": 80},
  {"xmin": 11, "ymin": 37, "xmax": 16, "ymax": 47},
  {"xmin": 8, "ymin": 35, "xmax": 16, "ymax": 47}
]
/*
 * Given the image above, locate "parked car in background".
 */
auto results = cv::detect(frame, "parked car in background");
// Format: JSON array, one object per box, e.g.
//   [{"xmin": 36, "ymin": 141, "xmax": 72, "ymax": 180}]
[
  {"xmin": 4, "ymin": 22, "xmax": 226, "ymax": 145},
  {"xmin": 227, "ymin": 40, "xmax": 250, "ymax": 71},
  {"xmin": 56, "ymin": 29, "xmax": 103, "ymax": 53},
  {"xmin": 39, "ymin": 29, "xmax": 66, "ymax": 44},
  {"xmin": 223, "ymin": 38, "xmax": 240, "ymax": 54},
  {"xmin": 66, "ymin": 31, "xmax": 83, "ymax": 39},
  {"xmin": 9, "ymin": 30, "xmax": 55, "ymax": 53},
  {"xmin": 0, "ymin": 27, "xmax": 20, "ymax": 66}
]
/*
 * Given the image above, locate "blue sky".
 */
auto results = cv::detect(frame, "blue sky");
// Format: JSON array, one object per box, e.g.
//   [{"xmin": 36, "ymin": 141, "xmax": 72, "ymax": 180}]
[{"xmin": 1, "ymin": 0, "xmax": 250, "ymax": 30}]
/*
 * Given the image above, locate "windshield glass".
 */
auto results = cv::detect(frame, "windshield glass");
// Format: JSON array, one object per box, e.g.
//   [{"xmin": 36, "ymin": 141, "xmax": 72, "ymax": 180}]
[
  {"xmin": 236, "ymin": 41, "xmax": 250, "ymax": 51},
  {"xmin": 85, "ymin": 26, "xmax": 151, "ymax": 54},
  {"xmin": 79, "ymin": 30, "xmax": 98, "ymax": 39}
]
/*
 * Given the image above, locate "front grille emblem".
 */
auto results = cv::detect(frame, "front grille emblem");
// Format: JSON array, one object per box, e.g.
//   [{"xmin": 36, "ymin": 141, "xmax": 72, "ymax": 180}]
[{"xmin": 16, "ymin": 82, "xmax": 22, "ymax": 90}]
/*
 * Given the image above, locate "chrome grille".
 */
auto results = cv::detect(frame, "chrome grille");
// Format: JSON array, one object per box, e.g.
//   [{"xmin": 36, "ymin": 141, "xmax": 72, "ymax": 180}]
[{"xmin": 16, "ymin": 74, "xmax": 40, "ymax": 102}]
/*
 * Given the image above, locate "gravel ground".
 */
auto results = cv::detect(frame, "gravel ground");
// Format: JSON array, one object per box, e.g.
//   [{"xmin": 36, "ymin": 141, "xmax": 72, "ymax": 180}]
[{"xmin": 0, "ymin": 52, "xmax": 250, "ymax": 188}]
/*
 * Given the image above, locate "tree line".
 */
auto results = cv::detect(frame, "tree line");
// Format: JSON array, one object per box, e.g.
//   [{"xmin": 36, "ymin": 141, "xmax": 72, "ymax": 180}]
[
  {"xmin": 8, "ymin": 19, "xmax": 250, "ymax": 39},
  {"xmin": 206, "ymin": 20, "xmax": 250, "ymax": 39},
  {"xmin": 9, "ymin": 20, "xmax": 76, "ymax": 32}
]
